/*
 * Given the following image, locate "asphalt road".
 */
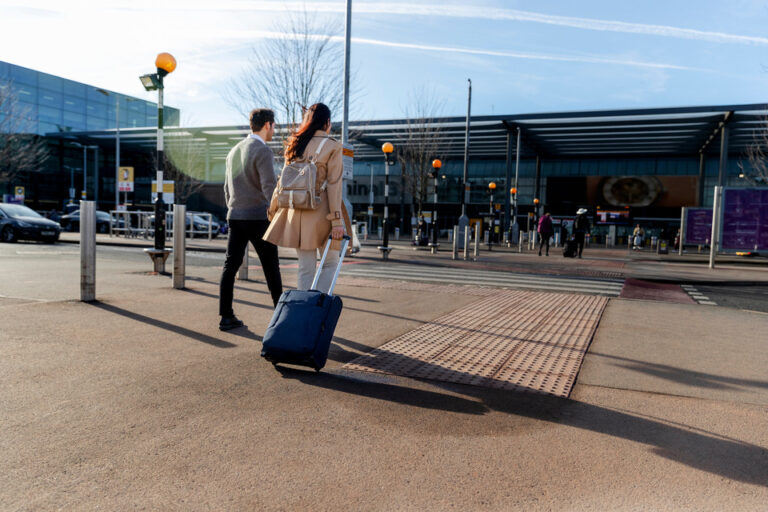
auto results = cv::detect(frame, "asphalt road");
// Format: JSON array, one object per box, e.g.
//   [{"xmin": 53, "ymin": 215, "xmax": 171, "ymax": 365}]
[{"xmin": 696, "ymin": 284, "xmax": 768, "ymax": 313}]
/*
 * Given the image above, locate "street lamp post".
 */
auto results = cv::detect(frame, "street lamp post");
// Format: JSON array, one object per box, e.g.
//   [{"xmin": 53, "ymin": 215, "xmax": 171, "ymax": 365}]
[
  {"xmin": 431, "ymin": 159, "xmax": 442, "ymax": 249},
  {"xmin": 488, "ymin": 181, "xmax": 496, "ymax": 250},
  {"xmin": 509, "ymin": 187, "xmax": 517, "ymax": 247},
  {"xmin": 140, "ymin": 52, "xmax": 176, "ymax": 252},
  {"xmin": 379, "ymin": 142, "xmax": 394, "ymax": 260},
  {"xmin": 368, "ymin": 163, "xmax": 374, "ymax": 235}
]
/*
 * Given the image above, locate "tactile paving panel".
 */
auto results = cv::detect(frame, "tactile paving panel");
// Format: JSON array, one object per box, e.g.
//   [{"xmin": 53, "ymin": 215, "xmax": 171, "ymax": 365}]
[{"xmin": 343, "ymin": 290, "xmax": 608, "ymax": 397}]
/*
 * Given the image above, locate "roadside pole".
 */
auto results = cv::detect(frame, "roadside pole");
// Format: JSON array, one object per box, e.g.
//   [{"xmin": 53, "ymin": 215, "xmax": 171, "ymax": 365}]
[
  {"xmin": 80, "ymin": 201, "xmax": 96, "ymax": 302},
  {"xmin": 172, "ymin": 204, "xmax": 185, "ymax": 289},
  {"xmin": 709, "ymin": 187, "xmax": 722, "ymax": 269},
  {"xmin": 679, "ymin": 207, "xmax": 686, "ymax": 256}
]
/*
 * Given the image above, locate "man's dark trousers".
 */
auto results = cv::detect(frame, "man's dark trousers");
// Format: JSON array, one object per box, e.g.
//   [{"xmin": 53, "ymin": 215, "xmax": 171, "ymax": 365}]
[{"xmin": 219, "ymin": 219, "xmax": 282, "ymax": 316}]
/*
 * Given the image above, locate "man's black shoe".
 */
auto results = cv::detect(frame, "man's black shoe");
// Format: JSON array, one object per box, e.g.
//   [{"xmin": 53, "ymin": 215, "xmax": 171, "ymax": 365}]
[{"xmin": 219, "ymin": 315, "xmax": 245, "ymax": 331}]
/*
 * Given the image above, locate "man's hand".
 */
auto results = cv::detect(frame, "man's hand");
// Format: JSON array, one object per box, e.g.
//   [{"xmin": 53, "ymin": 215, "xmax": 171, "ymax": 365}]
[{"xmin": 331, "ymin": 226, "xmax": 345, "ymax": 240}]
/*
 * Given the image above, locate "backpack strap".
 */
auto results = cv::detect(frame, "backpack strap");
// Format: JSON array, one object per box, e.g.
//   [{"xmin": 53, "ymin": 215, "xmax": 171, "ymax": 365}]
[
  {"xmin": 310, "ymin": 137, "xmax": 330, "ymax": 191},
  {"xmin": 309, "ymin": 137, "xmax": 329, "ymax": 163}
]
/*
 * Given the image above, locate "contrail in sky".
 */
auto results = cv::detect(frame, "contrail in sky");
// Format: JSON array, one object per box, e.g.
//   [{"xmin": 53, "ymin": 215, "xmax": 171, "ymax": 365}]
[
  {"xmin": 92, "ymin": 0, "xmax": 768, "ymax": 47},
  {"xmin": 213, "ymin": 30, "xmax": 704, "ymax": 71}
]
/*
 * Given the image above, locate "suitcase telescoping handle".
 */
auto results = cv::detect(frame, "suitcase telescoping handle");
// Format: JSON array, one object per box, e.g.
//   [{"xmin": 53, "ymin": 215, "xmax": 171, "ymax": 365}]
[{"xmin": 310, "ymin": 235, "xmax": 351, "ymax": 296}]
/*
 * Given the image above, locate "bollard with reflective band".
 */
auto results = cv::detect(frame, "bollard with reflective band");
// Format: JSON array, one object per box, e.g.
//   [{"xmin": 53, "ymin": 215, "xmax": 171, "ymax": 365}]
[
  {"xmin": 80, "ymin": 201, "xmax": 96, "ymax": 301},
  {"xmin": 172, "ymin": 204, "xmax": 186, "ymax": 289}
]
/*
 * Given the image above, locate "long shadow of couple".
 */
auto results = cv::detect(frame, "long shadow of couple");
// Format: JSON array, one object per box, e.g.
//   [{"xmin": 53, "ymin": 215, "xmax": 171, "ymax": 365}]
[{"xmin": 275, "ymin": 335, "xmax": 768, "ymax": 488}]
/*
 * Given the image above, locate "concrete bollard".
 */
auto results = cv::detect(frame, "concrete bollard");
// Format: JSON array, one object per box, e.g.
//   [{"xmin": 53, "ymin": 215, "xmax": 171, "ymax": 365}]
[
  {"xmin": 452, "ymin": 226, "xmax": 459, "ymax": 260},
  {"xmin": 473, "ymin": 222, "xmax": 481, "ymax": 261},
  {"xmin": 80, "ymin": 200, "xmax": 96, "ymax": 302},
  {"xmin": 173, "ymin": 204, "xmax": 186, "ymax": 289},
  {"xmin": 463, "ymin": 227, "xmax": 470, "ymax": 261},
  {"xmin": 238, "ymin": 247, "xmax": 249, "ymax": 280}
]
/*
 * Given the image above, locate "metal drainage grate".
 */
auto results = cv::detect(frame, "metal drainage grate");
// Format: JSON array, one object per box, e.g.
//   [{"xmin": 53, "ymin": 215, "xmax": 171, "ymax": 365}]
[{"xmin": 343, "ymin": 290, "xmax": 608, "ymax": 397}]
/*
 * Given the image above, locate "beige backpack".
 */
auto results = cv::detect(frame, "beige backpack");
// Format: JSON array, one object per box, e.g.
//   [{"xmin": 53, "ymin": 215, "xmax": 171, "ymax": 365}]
[{"xmin": 276, "ymin": 138, "xmax": 328, "ymax": 210}]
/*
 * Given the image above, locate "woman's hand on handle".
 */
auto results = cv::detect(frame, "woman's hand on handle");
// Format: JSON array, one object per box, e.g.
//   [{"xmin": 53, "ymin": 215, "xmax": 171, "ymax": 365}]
[{"xmin": 331, "ymin": 226, "xmax": 345, "ymax": 240}]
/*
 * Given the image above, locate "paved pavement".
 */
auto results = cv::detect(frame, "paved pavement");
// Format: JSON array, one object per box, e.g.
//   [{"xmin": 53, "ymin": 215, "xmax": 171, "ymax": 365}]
[{"xmin": 1, "ymin": 239, "xmax": 767, "ymax": 510}]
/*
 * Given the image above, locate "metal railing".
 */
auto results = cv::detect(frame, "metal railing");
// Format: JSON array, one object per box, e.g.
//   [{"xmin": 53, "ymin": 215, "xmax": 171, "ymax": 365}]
[{"xmin": 108, "ymin": 210, "xmax": 217, "ymax": 240}]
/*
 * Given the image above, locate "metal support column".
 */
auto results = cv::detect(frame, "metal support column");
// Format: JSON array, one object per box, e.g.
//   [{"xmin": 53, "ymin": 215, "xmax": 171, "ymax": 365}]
[
  {"xmin": 504, "ymin": 131, "xmax": 512, "ymax": 234},
  {"xmin": 458, "ymin": 79, "xmax": 471, "ymax": 241},
  {"xmin": 534, "ymin": 155, "xmax": 541, "ymax": 206},
  {"xmin": 718, "ymin": 125, "xmax": 729, "ymax": 187},
  {"xmin": 697, "ymin": 152, "xmax": 705, "ymax": 206}
]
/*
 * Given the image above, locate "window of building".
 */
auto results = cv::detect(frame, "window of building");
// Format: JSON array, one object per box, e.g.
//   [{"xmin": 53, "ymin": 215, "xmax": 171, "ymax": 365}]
[
  {"xmin": 38, "ymin": 73, "xmax": 63, "ymax": 93},
  {"xmin": 62, "ymin": 110, "xmax": 85, "ymax": 129},
  {"xmin": 38, "ymin": 88, "xmax": 62, "ymax": 108},
  {"xmin": 38, "ymin": 105, "xmax": 62, "ymax": 124},
  {"xmin": 61, "ymin": 80, "xmax": 86, "ymax": 98},
  {"xmin": 62, "ymin": 94, "xmax": 86, "ymax": 114},
  {"xmin": 8, "ymin": 65, "xmax": 37, "ymax": 85},
  {"xmin": 87, "ymin": 87, "xmax": 108, "ymax": 105},
  {"xmin": 87, "ymin": 116, "xmax": 108, "ymax": 131}
]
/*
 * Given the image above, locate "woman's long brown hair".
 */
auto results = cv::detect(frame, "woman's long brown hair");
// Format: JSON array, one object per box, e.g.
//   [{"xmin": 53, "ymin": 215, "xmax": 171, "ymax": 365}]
[{"xmin": 284, "ymin": 103, "xmax": 331, "ymax": 162}]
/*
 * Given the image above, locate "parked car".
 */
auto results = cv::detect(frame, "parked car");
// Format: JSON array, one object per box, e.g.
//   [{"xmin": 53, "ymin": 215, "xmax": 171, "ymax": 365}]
[
  {"xmin": 0, "ymin": 203, "xmax": 61, "ymax": 243},
  {"xmin": 151, "ymin": 212, "xmax": 220, "ymax": 238},
  {"xmin": 59, "ymin": 209, "xmax": 117, "ymax": 233}
]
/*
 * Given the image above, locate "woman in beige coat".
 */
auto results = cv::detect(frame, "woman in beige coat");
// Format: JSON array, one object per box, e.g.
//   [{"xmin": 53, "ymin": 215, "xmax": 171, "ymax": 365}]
[{"xmin": 264, "ymin": 103, "xmax": 350, "ymax": 293}]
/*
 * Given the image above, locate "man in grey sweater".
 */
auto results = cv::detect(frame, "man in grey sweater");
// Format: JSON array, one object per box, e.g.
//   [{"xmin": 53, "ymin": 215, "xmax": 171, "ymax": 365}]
[{"xmin": 219, "ymin": 108, "xmax": 283, "ymax": 331}]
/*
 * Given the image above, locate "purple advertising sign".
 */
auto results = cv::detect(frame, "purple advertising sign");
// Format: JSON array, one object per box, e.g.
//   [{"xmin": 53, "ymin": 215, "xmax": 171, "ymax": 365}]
[
  {"xmin": 721, "ymin": 188, "xmax": 768, "ymax": 251},
  {"xmin": 685, "ymin": 208, "xmax": 713, "ymax": 245}
]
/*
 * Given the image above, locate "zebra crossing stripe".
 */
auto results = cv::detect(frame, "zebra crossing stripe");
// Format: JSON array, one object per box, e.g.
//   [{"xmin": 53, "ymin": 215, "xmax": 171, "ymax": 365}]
[{"xmin": 341, "ymin": 267, "xmax": 622, "ymax": 295}]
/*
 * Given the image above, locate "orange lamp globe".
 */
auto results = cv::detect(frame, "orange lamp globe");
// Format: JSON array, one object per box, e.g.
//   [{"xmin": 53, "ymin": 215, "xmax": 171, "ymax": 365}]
[
  {"xmin": 432, "ymin": 159, "xmax": 442, "ymax": 169},
  {"xmin": 382, "ymin": 142, "xmax": 394, "ymax": 154},
  {"xmin": 155, "ymin": 53, "xmax": 177, "ymax": 73},
  {"xmin": 488, "ymin": 182, "xmax": 497, "ymax": 190},
  {"xmin": 510, "ymin": 187, "xmax": 517, "ymax": 195},
  {"xmin": 533, "ymin": 198, "xmax": 540, "ymax": 205}
]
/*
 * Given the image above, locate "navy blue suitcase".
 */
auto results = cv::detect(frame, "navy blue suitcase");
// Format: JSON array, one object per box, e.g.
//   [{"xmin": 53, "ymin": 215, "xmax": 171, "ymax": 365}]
[{"xmin": 261, "ymin": 236, "xmax": 349, "ymax": 371}]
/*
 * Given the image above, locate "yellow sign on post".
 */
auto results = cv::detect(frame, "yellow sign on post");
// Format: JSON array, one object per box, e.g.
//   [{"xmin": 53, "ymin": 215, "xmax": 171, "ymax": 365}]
[
  {"xmin": 14, "ymin": 186, "xmax": 24, "ymax": 201},
  {"xmin": 118, "ymin": 167, "xmax": 134, "ymax": 192},
  {"xmin": 151, "ymin": 180, "xmax": 175, "ymax": 204}
]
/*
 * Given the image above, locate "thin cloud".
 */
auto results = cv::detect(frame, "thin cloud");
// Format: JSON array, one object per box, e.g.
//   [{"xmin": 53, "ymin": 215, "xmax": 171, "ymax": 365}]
[
  {"xmin": 9, "ymin": 1, "xmax": 765, "ymax": 46},
  {"xmin": 215, "ymin": 30, "xmax": 703, "ymax": 71}
]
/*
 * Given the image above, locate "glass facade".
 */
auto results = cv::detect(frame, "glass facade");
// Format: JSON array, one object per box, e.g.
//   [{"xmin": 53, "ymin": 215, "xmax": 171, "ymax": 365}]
[{"xmin": 0, "ymin": 60, "xmax": 180, "ymax": 136}]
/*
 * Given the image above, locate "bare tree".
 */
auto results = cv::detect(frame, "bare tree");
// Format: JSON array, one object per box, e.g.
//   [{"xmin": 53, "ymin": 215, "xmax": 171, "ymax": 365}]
[
  {"xmin": 395, "ymin": 87, "xmax": 445, "ymax": 219},
  {"xmin": 0, "ymin": 81, "xmax": 49, "ymax": 193},
  {"xmin": 156, "ymin": 133, "xmax": 207, "ymax": 205},
  {"xmin": 225, "ymin": 8, "xmax": 344, "ymax": 137},
  {"xmin": 741, "ymin": 115, "xmax": 768, "ymax": 185}
]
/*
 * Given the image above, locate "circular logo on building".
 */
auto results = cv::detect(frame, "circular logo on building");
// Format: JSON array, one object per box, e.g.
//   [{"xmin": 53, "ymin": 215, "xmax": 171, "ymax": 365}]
[{"xmin": 601, "ymin": 176, "xmax": 662, "ymax": 207}]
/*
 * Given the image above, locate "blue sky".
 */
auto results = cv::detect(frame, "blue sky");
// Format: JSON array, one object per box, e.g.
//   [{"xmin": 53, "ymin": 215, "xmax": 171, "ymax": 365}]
[{"xmin": 3, "ymin": 0, "xmax": 768, "ymax": 125}]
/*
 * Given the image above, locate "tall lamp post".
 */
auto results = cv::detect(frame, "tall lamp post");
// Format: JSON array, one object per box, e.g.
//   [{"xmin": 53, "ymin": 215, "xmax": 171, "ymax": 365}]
[
  {"xmin": 140, "ymin": 52, "xmax": 176, "ymax": 252},
  {"xmin": 368, "ymin": 163, "xmax": 374, "ymax": 235},
  {"xmin": 509, "ymin": 187, "xmax": 517, "ymax": 246},
  {"xmin": 488, "ymin": 181, "xmax": 496, "ymax": 250},
  {"xmin": 431, "ymin": 159, "xmax": 442, "ymax": 248},
  {"xmin": 378, "ymin": 142, "xmax": 394, "ymax": 259}
]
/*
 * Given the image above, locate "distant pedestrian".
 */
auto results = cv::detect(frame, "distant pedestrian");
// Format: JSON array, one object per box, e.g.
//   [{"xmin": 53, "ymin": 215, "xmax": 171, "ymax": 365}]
[
  {"xmin": 264, "ymin": 103, "xmax": 351, "ymax": 293},
  {"xmin": 632, "ymin": 223, "xmax": 645, "ymax": 250},
  {"xmin": 573, "ymin": 208, "xmax": 590, "ymax": 258},
  {"xmin": 218, "ymin": 108, "xmax": 284, "ymax": 331},
  {"xmin": 537, "ymin": 212, "xmax": 554, "ymax": 256}
]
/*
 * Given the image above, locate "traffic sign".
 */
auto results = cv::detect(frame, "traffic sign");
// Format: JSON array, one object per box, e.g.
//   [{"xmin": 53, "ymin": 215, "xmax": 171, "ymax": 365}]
[{"xmin": 118, "ymin": 166, "xmax": 134, "ymax": 192}]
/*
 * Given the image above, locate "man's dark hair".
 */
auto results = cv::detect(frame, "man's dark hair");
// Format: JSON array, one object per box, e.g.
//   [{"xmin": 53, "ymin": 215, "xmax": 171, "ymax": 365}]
[{"xmin": 249, "ymin": 109, "xmax": 275, "ymax": 132}]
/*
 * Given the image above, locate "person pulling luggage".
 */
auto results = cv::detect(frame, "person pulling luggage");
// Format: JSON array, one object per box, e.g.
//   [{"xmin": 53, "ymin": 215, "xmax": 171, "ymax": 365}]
[
  {"xmin": 264, "ymin": 102, "xmax": 351, "ymax": 293},
  {"xmin": 573, "ymin": 208, "xmax": 591, "ymax": 258}
]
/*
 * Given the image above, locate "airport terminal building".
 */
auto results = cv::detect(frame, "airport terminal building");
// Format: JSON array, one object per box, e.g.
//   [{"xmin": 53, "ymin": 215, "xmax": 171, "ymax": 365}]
[{"xmin": 3, "ymin": 61, "xmax": 766, "ymax": 242}]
